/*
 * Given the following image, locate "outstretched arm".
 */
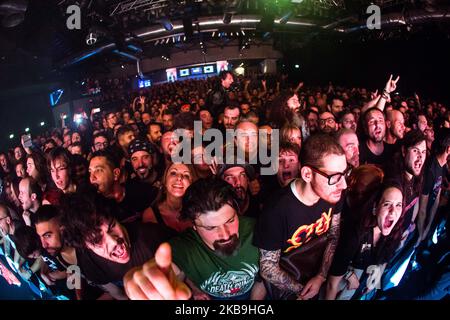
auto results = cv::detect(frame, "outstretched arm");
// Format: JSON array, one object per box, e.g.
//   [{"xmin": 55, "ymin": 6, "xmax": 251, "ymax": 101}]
[
  {"xmin": 258, "ymin": 79, "xmax": 267, "ymax": 98},
  {"xmin": 374, "ymin": 74, "xmax": 400, "ymax": 112},
  {"xmin": 123, "ymin": 243, "xmax": 191, "ymax": 300}
]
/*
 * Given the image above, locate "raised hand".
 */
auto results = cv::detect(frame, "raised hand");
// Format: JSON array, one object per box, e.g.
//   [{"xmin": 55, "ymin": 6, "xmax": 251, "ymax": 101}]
[
  {"xmin": 384, "ymin": 74, "xmax": 400, "ymax": 94},
  {"xmin": 208, "ymin": 156, "xmax": 219, "ymax": 175},
  {"xmin": 370, "ymin": 89, "xmax": 379, "ymax": 100},
  {"xmin": 123, "ymin": 243, "xmax": 191, "ymax": 300}
]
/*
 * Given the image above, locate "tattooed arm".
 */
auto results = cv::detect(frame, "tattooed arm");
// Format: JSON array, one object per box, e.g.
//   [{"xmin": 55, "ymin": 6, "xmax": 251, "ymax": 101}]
[
  {"xmin": 259, "ymin": 249, "xmax": 303, "ymax": 294},
  {"xmin": 319, "ymin": 212, "xmax": 341, "ymax": 278},
  {"xmin": 299, "ymin": 212, "xmax": 341, "ymax": 300}
]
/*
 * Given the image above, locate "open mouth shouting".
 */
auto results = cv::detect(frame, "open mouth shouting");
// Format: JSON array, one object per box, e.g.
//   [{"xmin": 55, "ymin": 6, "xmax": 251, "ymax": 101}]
[
  {"xmin": 413, "ymin": 160, "xmax": 423, "ymax": 173},
  {"xmin": 383, "ymin": 216, "xmax": 395, "ymax": 230},
  {"xmin": 282, "ymin": 171, "xmax": 293, "ymax": 181},
  {"xmin": 111, "ymin": 242, "xmax": 129, "ymax": 263}
]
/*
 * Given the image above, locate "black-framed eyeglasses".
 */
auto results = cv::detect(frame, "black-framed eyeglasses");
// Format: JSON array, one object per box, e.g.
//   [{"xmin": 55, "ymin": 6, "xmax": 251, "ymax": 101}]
[
  {"xmin": 0, "ymin": 216, "xmax": 8, "ymax": 221},
  {"xmin": 94, "ymin": 142, "xmax": 109, "ymax": 148},
  {"xmin": 307, "ymin": 165, "xmax": 352, "ymax": 185}
]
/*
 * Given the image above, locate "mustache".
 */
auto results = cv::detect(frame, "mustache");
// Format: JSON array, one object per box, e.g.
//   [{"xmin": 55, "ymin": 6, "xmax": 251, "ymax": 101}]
[
  {"xmin": 213, "ymin": 234, "xmax": 240, "ymax": 257},
  {"xmin": 234, "ymin": 186, "xmax": 245, "ymax": 193}
]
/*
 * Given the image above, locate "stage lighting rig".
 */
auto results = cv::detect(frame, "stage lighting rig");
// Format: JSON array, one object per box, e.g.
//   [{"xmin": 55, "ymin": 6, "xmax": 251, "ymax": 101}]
[{"xmin": 159, "ymin": 17, "xmax": 174, "ymax": 31}]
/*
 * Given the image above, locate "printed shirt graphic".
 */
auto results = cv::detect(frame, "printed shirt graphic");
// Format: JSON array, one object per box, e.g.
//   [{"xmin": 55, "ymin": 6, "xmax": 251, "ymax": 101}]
[
  {"xmin": 170, "ymin": 217, "xmax": 259, "ymax": 299},
  {"xmin": 199, "ymin": 262, "xmax": 258, "ymax": 298},
  {"xmin": 285, "ymin": 207, "xmax": 332, "ymax": 253},
  {"xmin": 254, "ymin": 182, "xmax": 342, "ymax": 254}
]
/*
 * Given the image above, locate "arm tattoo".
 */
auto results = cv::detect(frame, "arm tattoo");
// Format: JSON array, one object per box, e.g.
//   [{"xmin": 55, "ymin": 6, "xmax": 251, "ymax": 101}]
[
  {"xmin": 319, "ymin": 213, "xmax": 341, "ymax": 279},
  {"xmin": 259, "ymin": 249, "xmax": 303, "ymax": 294}
]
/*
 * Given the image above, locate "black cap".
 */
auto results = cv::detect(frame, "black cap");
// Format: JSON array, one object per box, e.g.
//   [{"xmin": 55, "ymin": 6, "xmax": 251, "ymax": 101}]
[
  {"xmin": 128, "ymin": 139, "xmax": 154, "ymax": 157},
  {"xmin": 217, "ymin": 162, "xmax": 255, "ymax": 180}
]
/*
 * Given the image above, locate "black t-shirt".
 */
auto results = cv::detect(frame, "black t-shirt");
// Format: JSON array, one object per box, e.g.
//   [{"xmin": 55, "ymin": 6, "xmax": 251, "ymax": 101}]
[
  {"xmin": 329, "ymin": 223, "xmax": 376, "ymax": 276},
  {"xmin": 385, "ymin": 139, "xmax": 402, "ymax": 156},
  {"xmin": 243, "ymin": 194, "xmax": 261, "ymax": 219},
  {"xmin": 42, "ymin": 252, "xmax": 66, "ymax": 272},
  {"xmin": 105, "ymin": 128, "xmax": 115, "ymax": 142},
  {"xmin": 359, "ymin": 140, "xmax": 395, "ymax": 169},
  {"xmin": 422, "ymin": 155, "xmax": 444, "ymax": 212},
  {"xmin": 259, "ymin": 174, "xmax": 283, "ymax": 209},
  {"xmin": 116, "ymin": 180, "xmax": 159, "ymax": 223},
  {"xmin": 253, "ymin": 180, "xmax": 343, "ymax": 254},
  {"xmin": 76, "ymin": 222, "xmax": 174, "ymax": 286},
  {"xmin": 401, "ymin": 177, "xmax": 420, "ymax": 231}
]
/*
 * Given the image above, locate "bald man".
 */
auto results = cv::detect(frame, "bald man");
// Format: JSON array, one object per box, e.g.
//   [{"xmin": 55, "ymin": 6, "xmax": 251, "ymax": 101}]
[
  {"xmin": 0, "ymin": 204, "xmax": 21, "ymax": 236},
  {"xmin": 336, "ymin": 129, "xmax": 360, "ymax": 168},
  {"xmin": 385, "ymin": 109, "xmax": 406, "ymax": 145}
]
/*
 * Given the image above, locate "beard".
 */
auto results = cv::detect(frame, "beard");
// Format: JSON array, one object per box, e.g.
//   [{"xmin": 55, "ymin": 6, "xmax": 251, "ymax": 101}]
[
  {"xmin": 213, "ymin": 234, "xmax": 240, "ymax": 257},
  {"xmin": 234, "ymin": 187, "xmax": 247, "ymax": 202},
  {"xmin": 46, "ymin": 246, "xmax": 62, "ymax": 256},
  {"xmin": 136, "ymin": 166, "xmax": 150, "ymax": 179}
]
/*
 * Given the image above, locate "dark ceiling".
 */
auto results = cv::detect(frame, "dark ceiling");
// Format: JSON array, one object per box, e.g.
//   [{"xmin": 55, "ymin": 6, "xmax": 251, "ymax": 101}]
[{"xmin": 0, "ymin": 0, "xmax": 449, "ymax": 90}]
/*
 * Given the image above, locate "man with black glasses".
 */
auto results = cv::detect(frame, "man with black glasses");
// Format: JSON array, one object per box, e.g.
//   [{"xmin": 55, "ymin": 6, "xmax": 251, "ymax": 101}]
[
  {"xmin": 319, "ymin": 112, "xmax": 338, "ymax": 134},
  {"xmin": 92, "ymin": 132, "xmax": 110, "ymax": 152},
  {"xmin": 104, "ymin": 112, "xmax": 118, "ymax": 141},
  {"xmin": 254, "ymin": 133, "xmax": 349, "ymax": 300}
]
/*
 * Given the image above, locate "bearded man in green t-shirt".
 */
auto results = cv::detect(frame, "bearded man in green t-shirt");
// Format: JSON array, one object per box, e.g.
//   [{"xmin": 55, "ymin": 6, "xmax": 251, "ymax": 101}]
[{"xmin": 123, "ymin": 178, "xmax": 265, "ymax": 300}]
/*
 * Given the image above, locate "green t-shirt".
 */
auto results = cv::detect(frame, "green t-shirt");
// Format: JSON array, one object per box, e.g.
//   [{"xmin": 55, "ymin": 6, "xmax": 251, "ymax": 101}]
[{"xmin": 169, "ymin": 216, "xmax": 259, "ymax": 299}]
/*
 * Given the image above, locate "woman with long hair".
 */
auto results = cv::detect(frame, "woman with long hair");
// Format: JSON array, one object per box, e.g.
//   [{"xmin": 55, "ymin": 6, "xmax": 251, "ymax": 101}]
[
  {"xmin": 1, "ymin": 176, "xmax": 22, "ymax": 215},
  {"xmin": 280, "ymin": 123, "xmax": 302, "ymax": 150},
  {"xmin": 325, "ymin": 182, "xmax": 405, "ymax": 300},
  {"xmin": 142, "ymin": 162, "xmax": 197, "ymax": 232},
  {"xmin": 26, "ymin": 152, "xmax": 50, "ymax": 191}
]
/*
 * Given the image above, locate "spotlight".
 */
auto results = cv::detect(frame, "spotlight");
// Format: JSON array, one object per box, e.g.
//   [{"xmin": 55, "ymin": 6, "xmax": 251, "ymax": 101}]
[
  {"xmin": 295, "ymin": 64, "xmax": 300, "ymax": 69},
  {"xmin": 9, "ymin": 134, "xmax": 14, "ymax": 139},
  {"xmin": 160, "ymin": 18, "xmax": 174, "ymax": 31},
  {"xmin": 40, "ymin": 122, "xmax": 45, "ymax": 126},
  {"xmin": 121, "ymin": 65, "xmax": 125, "ymax": 69},
  {"xmin": 25, "ymin": 128, "xmax": 29, "ymax": 132},
  {"xmin": 279, "ymin": 12, "xmax": 292, "ymax": 24},
  {"xmin": 262, "ymin": 32, "xmax": 271, "ymax": 40},
  {"xmin": 223, "ymin": 12, "xmax": 232, "ymax": 25}
]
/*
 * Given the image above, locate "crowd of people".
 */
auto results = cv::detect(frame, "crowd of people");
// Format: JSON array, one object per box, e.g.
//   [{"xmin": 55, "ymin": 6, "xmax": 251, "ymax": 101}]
[{"xmin": 0, "ymin": 70, "xmax": 449, "ymax": 300}]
